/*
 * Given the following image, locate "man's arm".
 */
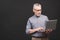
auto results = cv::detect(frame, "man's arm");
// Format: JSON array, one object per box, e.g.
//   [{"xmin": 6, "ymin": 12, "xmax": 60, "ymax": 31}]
[
  {"xmin": 27, "ymin": 28, "xmax": 40, "ymax": 34},
  {"xmin": 26, "ymin": 19, "xmax": 36, "ymax": 34},
  {"xmin": 27, "ymin": 27, "xmax": 45, "ymax": 34}
]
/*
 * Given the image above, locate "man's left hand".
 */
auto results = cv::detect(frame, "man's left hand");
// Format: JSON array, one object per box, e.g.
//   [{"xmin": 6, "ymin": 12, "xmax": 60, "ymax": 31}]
[{"xmin": 45, "ymin": 29, "xmax": 53, "ymax": 34}]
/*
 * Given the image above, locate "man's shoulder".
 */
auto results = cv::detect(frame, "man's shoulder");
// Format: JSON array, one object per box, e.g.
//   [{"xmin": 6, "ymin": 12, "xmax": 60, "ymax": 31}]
[{"xmin": 28, "ymin": 15, "xmax": 34, "ymax": 20}]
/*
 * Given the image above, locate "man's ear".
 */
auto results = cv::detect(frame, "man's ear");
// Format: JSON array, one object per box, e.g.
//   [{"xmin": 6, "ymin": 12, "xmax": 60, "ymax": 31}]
[{"xmin": 33, "ymin": 9, "xmax": 34, "ymax": 13}]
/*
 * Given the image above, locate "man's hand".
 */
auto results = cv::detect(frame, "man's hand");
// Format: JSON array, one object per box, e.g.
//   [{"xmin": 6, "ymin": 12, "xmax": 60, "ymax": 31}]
[
  {"xmin": 45, "ymin": 29, "xmax": 53, "ymax": 34},
  {"xmin": 35, "ymin": 27, "xmax": 45, "ymax": 32}
]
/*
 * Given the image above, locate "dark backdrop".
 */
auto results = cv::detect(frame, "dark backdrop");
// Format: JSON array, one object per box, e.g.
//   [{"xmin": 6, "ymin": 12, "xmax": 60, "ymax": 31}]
[{"xmin": 0, "ymin": 0, "xmax": 60, "ymax": 40}]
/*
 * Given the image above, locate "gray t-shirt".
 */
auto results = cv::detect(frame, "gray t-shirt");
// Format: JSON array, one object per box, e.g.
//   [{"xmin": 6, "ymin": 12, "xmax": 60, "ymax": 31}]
[{"xmin": 26, "ymin": 14, "xmax": 49, "ymax": 37}]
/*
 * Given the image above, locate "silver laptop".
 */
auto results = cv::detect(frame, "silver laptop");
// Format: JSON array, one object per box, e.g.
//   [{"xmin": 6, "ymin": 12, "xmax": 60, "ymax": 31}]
[{"xmin": 45, "ymin": 19, "xmax": 57, "ymax": 30}]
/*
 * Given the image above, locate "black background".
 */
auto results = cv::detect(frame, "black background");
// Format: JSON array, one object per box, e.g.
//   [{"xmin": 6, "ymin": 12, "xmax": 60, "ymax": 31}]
[{"xmin": 0, "ymin": 0, "xmax": 60, "ymax": 40}]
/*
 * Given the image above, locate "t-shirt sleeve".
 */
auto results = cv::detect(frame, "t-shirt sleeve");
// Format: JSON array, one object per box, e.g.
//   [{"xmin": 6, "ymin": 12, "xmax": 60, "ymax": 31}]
[{"xmin": 25, "ymin": 19, "xmax": 32, "ymax": 34}]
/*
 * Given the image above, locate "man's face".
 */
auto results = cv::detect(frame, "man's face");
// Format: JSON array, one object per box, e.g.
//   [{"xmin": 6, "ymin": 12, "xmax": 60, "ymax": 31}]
[{"xmin": 33, "ymin": 5, "xmax": 42, "ymax": 16}]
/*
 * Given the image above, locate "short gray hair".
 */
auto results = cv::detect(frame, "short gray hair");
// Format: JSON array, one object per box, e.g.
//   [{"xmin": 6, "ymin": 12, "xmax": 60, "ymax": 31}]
[{"xmin": 33, "ymin": 3, "xmax": 41, "ymax": 8}]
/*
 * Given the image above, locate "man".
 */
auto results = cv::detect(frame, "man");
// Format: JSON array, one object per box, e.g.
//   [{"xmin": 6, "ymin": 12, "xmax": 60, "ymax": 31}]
[{"xmin": 26, "ymin": 3, "xmax": 52, "ymax": 40}]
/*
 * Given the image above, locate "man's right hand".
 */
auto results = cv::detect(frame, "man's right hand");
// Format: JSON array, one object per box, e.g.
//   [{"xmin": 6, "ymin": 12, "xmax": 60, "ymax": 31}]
[{"xmin": 35, "ymin": 27, "xmax": 45, "ymax": 32}]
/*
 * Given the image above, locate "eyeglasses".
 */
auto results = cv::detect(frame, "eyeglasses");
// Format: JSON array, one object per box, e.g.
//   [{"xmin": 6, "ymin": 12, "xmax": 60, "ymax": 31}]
[{"xmin": 34, "ymin": 9, "xmax": 42, "ymax": 11}]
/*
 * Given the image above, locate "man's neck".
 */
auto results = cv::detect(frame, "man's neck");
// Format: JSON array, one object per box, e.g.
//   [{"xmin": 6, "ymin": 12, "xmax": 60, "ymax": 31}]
[
  {"xmin": 36, "ymin": 16, "xmax": 40, "ymax": 17},
  {"xmin": 35, "ymin": 15, "xmax": 41, "ymax": 18}
]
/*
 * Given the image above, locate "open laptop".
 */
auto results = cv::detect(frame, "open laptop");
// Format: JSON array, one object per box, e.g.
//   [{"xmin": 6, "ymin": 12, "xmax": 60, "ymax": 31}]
[{"xmin": 45, "ymin": 19, "xmax": 57, "ymax": 30}]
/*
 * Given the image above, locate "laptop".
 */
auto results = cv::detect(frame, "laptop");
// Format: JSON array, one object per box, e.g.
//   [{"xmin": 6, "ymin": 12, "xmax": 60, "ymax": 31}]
[{"xmin": 45, "ymin": 19, "xmax": 57, "ymax": 30}]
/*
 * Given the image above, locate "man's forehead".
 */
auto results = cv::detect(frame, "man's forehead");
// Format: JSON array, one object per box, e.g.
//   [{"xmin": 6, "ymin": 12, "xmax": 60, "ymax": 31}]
[{"xmin": 33, "ymin": 6, "xmax": 41, "ymax": 9}]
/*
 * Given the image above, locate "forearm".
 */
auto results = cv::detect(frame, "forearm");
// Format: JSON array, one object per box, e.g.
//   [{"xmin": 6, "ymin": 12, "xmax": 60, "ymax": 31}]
[
  {"xmin": 28, "ymin": 29, "xmax": 38, "ymax": 34},
  {"xmin": 26, "ymin": 27, "xmax": 45, "ymax": 34}
]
